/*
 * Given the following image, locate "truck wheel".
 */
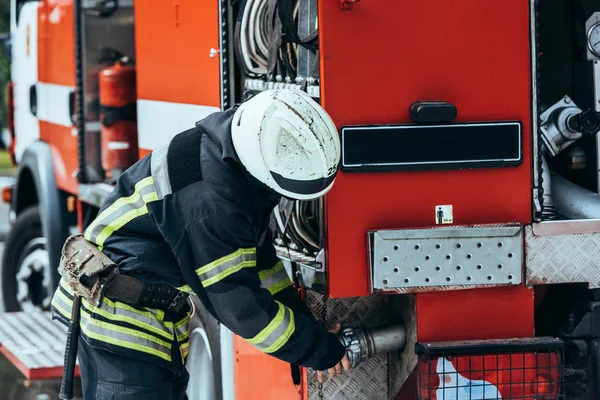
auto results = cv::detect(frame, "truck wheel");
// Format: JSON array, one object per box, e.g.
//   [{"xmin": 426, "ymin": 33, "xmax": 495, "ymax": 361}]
[
  {"xmin": 185, "ymin": 298, "xmax": 223, "ymax": 400},
  {"xmin": 1, "ymin": 206, "xmax": 52, "ymax": 312}
]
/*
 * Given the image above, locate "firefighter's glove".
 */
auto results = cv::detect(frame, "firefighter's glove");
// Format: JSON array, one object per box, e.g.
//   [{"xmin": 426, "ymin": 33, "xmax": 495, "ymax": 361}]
[{"xmin": 317, "ymin": 322, "xmax": 352, "ymax": 383}]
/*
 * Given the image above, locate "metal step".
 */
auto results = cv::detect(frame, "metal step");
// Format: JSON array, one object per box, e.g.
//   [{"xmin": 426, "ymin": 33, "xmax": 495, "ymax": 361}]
[{"xmin": 0, "ymin": 311, "xmax": 79, "ymax": 380}]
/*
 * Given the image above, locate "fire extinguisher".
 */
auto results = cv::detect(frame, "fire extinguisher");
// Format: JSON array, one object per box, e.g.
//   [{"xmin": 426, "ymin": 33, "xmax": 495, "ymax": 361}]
[{"xmin": 99, "ymin": 57, "xmax": 138, "ymax": 181}]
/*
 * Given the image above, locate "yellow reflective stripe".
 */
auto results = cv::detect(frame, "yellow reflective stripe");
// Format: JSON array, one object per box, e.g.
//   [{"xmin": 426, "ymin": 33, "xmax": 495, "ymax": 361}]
[
  {"xmin": 91, "ymin": 176, "xmax": 154, "ymax": 223},
  {"xmin": 84, "ymin": 176, "xmax": 155, "ymax": 241},
  {"xmin": 201, "ymin": 260, "xmax": 255, "ymax": 287},
  {"xmin": 177, "ymin": 331, "xmax": 190, "ymax": 342},
  {"xmin": 82, "ymin": 310, "xmax": 171, "ymax": 349},
  {"xmin": 176, "ymin": 284, "xmax": 195, "ymax": 294},
  {"xmin": 56, "ymin": 290, "xmax": 170, "ymax": 348},
  {"xmin": 95, "ymin": 191, "xmax": 159, "ymax": 247},
  {"xmin": 174, "ymin": 316, "xmax": 189, "ymax": 330},
  {"xmin": 59, "ymin": 277, "xmax": 75, "ymax": 294},
  {"xmin": 174, "ymin": 315, "xmax": 190, "ymax": 342},
  {"xmin": 246, "ymin": 302, "xmax": 295, "ymax": 354},
  {"xmin": 257, "ymin": 261, "xmax": 284, "ymax": 280},
  {"xmin": 80, "ymin": 318, "xmax": 172, "ymax": 362},
  {"xmin": 196, "ymin": 248, "xmax": 256, "ymax": 287},
  {"xmin": 81, "ymin": 298, "xmax": 173, "ymax": 341},
  {"xmin": 59, "ymin": 278, "xmax": 174, "ymax": 333},
  {"xmin": 54, "ymin": 290, "xmax": 172, "ymax": 361},
  {"xmin": 258, "ymin": 261, "xmax": 292, "ymax": 295},
  {"xmin": 269, "ymin": 279, "xmax": 292, "ymax": 295},
  {"xmin": 180, "ymin": 341, "xmax": 190, "ymax": 360},
  {"xmin": 195, "ymin": 248, "xmax": 256, "ymax": 276},
  {"xmin": 247, "ymin": 302, "xmax": 285, "ymax": 345},
  {"xmin": 262, "ymin": 311, "xmax": 295, "ymax": 353},
  {"xmin": 101, "ymin": 296, "xmax": 176, "ymax": 327},
  {"xmin": 51, "ymin": 294, "xmax": 72, "ymax": 320},
  {"xmin": 58, "ymin": 279, "xmax": 180, "ymax": 338}
]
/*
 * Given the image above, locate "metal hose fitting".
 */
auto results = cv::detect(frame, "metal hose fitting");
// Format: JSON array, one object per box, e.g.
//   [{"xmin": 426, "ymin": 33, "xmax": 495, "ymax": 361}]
[{"xmin": 337, "ymin": 323, "xmax": 406, "ymax": 368}]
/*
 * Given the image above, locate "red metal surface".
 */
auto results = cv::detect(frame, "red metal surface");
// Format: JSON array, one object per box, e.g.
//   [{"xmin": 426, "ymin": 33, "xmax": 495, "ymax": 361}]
[
  {"xmin": 318, "ymin": 0, "xmax": 533, "ymax": 298},
  {"xmin": 134, "ymin": 0, "xmax": 221, "ymax": 107},
  {"xmin": 38, "ymin": 0, "xmax": 78, "ymax": 194},
  {"xmin": 99, "ymin": 61, "xmax": 139, "ymax": 176},
  {"xmin": 139, "ymin": 148, "xmax": 152, "ymax": 159},
  {"xmin": 413, "ymin": 286, "xmax": 535, "ymax": 398},
  {"xmin": 38, "ymin": 0, "xmax": 75, "ymax": 86},
  {"xmin": 40, "ymin": 122, "xmax": 78, "ymax": 194},
  {"xmin": 394, "ymin": 369, "xmax": 418, "ymax": 400},
  {"xmin": 1, "ymin": 345, "xmax": 80, "ymax": 380},
  {"xmin": 418, "ymin": 351, "xmax": 560, "ymax": 399},
  {"xmin": 339, "ymin": 0, "xmax": 359, "ymax": 10},
  {"xmin": 233, "ymin": 335, "xmax": 302, "ymax": 400},
  {"xmin": 76, "ymin": 198, "xmax": 83, "ymax": 232},
  {"xmin": 0, "ymin": 344, "xmax": 80, "ymax": 380},
  {"xmin": 416, "ymin": 286, "xmax": 534, "ymax": 342}
]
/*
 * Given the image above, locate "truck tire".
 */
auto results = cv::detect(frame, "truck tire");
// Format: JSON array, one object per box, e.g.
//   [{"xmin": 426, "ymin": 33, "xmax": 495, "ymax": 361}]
[
  {"xmin": 1, "ymin": 206, "xmax": 52, "ymax": 312},
  {"xmin": 185, "ymin": 298, "xmax": 223, "ymax": 400}
]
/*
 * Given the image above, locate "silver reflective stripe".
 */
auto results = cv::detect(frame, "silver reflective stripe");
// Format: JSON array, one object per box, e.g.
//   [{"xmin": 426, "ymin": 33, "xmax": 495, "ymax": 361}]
[
  {"xmin": 84, "ymin": 176, "xmax": 158, "ymax": 246},
  {"xmin": 180, "ymin": 341, "xmax": 190, "ymax": 361},
  {"xmin": 259, "ymin": 261, "xmax": 292, "ymax": 295},
  {"xmin": 51, "ymin": 285, "xmax": 74, "ymax": 320},
  {"xmin": 57, "ymin": 279, "xmax": 175, "ymax": 340},
  {"xmin": 196, "ymin": 248, "xmax": 256, "ymax": 287},
  {"xmin": 53, "ymin": 280, "xmax": 173, "ymax": 362},
  {"xmin": 247, "ymin": 302, "xmax": 295, "ymax": 354},
  {"xmin": 175, "ymin": 316, "xmax": 191, "ymax": 361},
  {"xmin": 151, "ymin": 144, "xmax": 172, "ymax": 200},
  {"xmin": 79, "ymin": 309, "xmax": 172, "ymax": 362},
  {"xmin": 174, "ymin": 315, "xmax": 190, "ymax": 342}
]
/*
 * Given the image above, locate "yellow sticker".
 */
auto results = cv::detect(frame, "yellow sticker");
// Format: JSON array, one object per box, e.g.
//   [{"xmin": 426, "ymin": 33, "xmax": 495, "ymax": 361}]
[
  {"xmin": 26, "ymin": 25, "xmax": 30, "ymax": 57},
  {"xmin": 435, "ymin": 205, "xmax": 453, "ymax": 224}
]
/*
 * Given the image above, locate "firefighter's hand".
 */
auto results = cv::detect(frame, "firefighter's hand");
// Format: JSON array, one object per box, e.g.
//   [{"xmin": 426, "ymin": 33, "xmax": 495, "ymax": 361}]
[{"xmin": 317, "ymin": 323, "xmax": 351, "ymax": 383}]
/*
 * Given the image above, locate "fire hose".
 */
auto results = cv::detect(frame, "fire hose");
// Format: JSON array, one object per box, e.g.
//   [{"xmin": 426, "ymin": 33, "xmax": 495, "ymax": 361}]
[{"xmin": 337, "ymin": 323, "xmax": 407, "ymax": 368}]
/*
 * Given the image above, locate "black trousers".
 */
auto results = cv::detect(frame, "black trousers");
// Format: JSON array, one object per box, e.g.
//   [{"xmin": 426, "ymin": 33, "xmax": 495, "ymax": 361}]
[{"xmin": 77, "ymin": 338, "xmax": 189, "ymax": 400}]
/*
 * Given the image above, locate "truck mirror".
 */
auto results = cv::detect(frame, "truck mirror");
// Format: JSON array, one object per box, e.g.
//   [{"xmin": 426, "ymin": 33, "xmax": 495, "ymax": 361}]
[{"xmin": 0, "ymin": 34, "xmax": 11, "ymax": 62}]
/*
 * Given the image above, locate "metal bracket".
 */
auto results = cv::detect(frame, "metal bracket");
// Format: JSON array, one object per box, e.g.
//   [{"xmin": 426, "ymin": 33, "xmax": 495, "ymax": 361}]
[
  {"xmin": 275, "ymin": 246, "xmax": 326, "ymax": 294},
  {"xmin": 526, "ymin": 221, "xmax": 600, "ymax": 287},
  {"xmin": 244, "ymin": 78, "xmax": 320, "ymax": 98},
  {"xmin": 368, "ymin": 224, "xmax": 523, "ymax": 292}
]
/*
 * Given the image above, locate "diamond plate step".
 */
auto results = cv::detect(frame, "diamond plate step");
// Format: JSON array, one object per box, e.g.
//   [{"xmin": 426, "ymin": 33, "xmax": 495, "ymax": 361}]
[{"xmin": 0, "ymin": 311, "xmax": 78, "ymax": 379}]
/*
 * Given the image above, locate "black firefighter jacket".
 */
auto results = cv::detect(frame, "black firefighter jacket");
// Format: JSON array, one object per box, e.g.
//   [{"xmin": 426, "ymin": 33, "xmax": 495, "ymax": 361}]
[{"xmin": 51, "ymin": 106, "xmax": 346, "ymax": 373}]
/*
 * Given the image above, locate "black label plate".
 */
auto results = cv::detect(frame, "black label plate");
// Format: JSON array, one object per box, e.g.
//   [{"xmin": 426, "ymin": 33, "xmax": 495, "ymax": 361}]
[{"xmin": 341, "ymin": 121, "xmax": 523, "ymax": 172}]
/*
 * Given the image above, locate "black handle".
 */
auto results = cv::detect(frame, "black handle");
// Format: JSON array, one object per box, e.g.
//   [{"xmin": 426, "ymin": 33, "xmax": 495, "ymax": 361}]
[
  {"xmin": 69, "ymin": 91, "xmax": 76, "ymax": 124},
  {"xmin": 86, "ymin": 0, "xmax": 119, "ymax": 17},
  {"xmin": 409, "ymin": 100, "xmax": 457, "ymax": 123},
  {"xmin": 59, "ymin": 295, "xmax": 81, "ymax": 400},
  {"xmin": 29, "ymin": 84, "xmax": 37, "ymax": 116}
]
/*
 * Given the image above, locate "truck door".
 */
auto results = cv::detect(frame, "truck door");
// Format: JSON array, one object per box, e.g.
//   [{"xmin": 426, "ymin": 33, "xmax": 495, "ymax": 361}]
[
  {"xmin": 10, "ymin": 0, "xmax": 40, "ymax": 162},
  {"xmin": 134, "ymin": 0, "xmax": 223, "ymax": 156}
]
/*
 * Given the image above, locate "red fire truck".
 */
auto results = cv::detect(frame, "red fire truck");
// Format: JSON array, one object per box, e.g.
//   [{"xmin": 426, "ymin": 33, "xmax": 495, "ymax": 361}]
[{"xmin": 1, "ymin": 0, "xmax": 600, "ymax": 398}]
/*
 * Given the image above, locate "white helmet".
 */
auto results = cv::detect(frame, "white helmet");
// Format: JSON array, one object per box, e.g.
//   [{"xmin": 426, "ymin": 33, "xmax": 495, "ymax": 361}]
[{"xmin": 231, "ymin": 89, "xmax": 341, "ymax": 200}]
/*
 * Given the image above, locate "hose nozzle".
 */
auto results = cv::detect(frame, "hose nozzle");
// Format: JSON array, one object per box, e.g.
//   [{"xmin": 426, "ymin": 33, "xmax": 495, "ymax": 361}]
[{"xmin": 337, "ymin": 323, "xmax": 406, "ymax": 368}]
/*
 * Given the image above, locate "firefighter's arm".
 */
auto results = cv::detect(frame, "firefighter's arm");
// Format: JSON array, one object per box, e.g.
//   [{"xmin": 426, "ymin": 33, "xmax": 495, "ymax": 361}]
[
  {"xmin": 255, "ymin": 228, "xmax": 317, "ymax": 322},
  {"xmin": 175, "ymin": 212, "xmax": 347, "ymax": 371}
]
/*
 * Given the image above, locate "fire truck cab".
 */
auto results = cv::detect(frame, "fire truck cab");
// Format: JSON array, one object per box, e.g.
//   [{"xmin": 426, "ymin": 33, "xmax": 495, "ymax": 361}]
[{"xmin": 1, "ymin": 0, "xmax": 600, "ymax": 399}]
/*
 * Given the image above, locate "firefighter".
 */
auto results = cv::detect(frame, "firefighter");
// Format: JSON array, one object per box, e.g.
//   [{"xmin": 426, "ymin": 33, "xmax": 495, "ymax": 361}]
[{"xmin": 51, "ymin": 89, "xmax": 350, "ymax": 399}]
